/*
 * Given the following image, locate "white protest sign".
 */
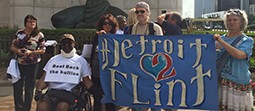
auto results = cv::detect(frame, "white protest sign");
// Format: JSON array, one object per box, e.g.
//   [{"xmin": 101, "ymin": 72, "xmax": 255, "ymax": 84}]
[
  {"xmin": 81, "ymin": 44, "xmax": 93, "ymax": 58},
  {"xmin": 44, "ymin": 61, "xmax": 81, "ymax": 84}
]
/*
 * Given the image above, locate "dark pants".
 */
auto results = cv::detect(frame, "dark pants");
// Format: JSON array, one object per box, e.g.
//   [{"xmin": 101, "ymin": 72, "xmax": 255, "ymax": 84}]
[
  {"xmin": 13, "ymin": 63, "xmax": 38, "ymax": 111},
  {"xmin": 92, "ymin": 77, "xmax": 116, "ymax": 111}
]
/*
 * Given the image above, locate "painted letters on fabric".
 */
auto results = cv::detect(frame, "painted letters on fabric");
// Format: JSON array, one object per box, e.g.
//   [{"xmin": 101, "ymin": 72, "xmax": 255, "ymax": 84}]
[{"xmin": 98, "ymin": 34, "xmax": 218, "ymax": 110}]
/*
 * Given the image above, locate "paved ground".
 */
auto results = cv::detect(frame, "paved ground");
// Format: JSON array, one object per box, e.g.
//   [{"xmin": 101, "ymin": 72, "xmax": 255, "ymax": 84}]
[
  {"xmin": 0, "ymin": 95, "xmax": 36, "ymax": 111},
  {"xmin": 0, "ymin": 79, "xmax": 36, "ymax": 111},
  {"xmin": 0, "ymin": 67, "xmax": 35, "ymax": 111}
]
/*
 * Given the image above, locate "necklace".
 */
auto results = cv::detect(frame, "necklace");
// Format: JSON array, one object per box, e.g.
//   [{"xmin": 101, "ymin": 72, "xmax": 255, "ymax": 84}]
[{"xmin": 135, "ymin": 23, "xmax": 148, "ymax": 35}]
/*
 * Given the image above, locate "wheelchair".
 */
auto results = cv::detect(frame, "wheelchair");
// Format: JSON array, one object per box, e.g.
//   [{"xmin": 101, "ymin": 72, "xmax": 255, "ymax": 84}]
[
  {"xmin": 71, "ymin": 82, "xmax": 92, "ymax": 111},
  {"xmin": 38, "ymin": 82, "xmax": 92, "ymax": 111}
]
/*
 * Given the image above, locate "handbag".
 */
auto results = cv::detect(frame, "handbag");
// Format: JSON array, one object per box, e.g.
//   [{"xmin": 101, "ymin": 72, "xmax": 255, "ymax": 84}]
[{"xmin": 216, "ymin": 34, "xmax": 245, "ymax": 76}]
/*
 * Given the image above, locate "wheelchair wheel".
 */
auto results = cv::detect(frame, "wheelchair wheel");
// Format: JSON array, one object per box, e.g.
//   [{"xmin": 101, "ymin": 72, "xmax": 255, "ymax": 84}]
[{"xmin": 71, "ymin": 82, "xmax": 93, "ymax": 111}]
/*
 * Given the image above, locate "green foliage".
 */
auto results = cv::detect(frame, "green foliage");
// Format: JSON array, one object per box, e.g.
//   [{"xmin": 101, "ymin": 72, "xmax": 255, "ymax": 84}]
[
  {"xmin": 40, "ymin": 28, "xmax": 96, "ymax": 43},
  {"xmin": 250, "ymin": 57, "xmax": 255, "ymax": 67},
  {"xmin": 247, "ymin": 24, "xmax": 255, "ymax": 30},
  {"xmin": 192, "ymin": 21, "xmax": 203, "ymax": 29},
  {"xmin": 248, "ymin": 14, "xmax": 255, "ymax": 25},
  {"xmin": 0, "ymin": 50, "xmax": 10, "ymax": 67},
  {"xmin": 1, "ymin": 28, "xmax": 255, "ymax": 54},
  {"xmin": 0, "ymin": 28, "xmax": 96, "ymax": 41},
  {"xmin": 41, "ymin": 28, "xmax": 96, "ymax": 50},
  {"xmin": 0, "ymin": 50, "xmax": 9, "ymax": 58},
  {"xmin": 0, "ymin": 28, "xmax": 18, "ymax": 36},
  {"xmin": 183, "ymin": 29, "xmax": 255, "ymax": 37}
]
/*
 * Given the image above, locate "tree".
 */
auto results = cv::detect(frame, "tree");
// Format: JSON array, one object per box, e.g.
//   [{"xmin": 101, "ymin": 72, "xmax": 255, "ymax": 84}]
[{"xmin": 247, "ymin": 14, "xmax": 255, "ymax": 25}]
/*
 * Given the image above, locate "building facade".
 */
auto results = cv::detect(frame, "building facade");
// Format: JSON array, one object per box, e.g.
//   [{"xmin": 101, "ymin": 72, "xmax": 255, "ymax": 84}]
[
  {"xmin": 217, "ymin": 0, "xmax": 250, "ymax": 13},
  {"xmin": 0, "ymin": 0, "xmax": 182, "ymax": 29},
  {"xmin": 251, "ymin": 4, "xmax": 255, "ymax": 15},
  {"xmin": 194, "ymin": 0, "xmax": 217, "ymax": 18},
  {"xmin": 250, "ymin": 0, "xmax": 255, "ymax": 15},
  {"xmin": 201, "ymin": 0, "xmax": 255, "ymax": 18}
]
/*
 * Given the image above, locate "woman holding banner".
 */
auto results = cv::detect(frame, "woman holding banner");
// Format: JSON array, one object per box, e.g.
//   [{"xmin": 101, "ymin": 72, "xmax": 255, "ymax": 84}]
[
  {"xmin": 214, "ymin": 9, "xmax": 254, "ymax": 111},
  {"xmin": 90, "ymin": 13, "xmax": 119, "ymax": 111}
]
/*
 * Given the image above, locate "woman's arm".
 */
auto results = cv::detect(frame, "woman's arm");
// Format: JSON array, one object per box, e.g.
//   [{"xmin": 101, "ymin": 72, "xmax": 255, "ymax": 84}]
[
  {"xmin": 214, "ymin": 34, "xmax": 247, "ymax": 59},
  {"xmin": 28, "ymin": 49, "xmax": 45, "ymax": 55},
  {"xmin": 10, "ymin": 39, "xmax": 25, "ymax": 56}
]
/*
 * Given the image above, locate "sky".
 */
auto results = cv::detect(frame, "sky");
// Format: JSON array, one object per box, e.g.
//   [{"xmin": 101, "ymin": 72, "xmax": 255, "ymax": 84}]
[{"xmin": 182, "ymin": 0, "xmax": 195, "ymax": 18}]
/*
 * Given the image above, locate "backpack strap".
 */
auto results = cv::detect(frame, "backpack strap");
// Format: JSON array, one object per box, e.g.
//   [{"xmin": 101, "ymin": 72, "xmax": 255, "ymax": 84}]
[
  {"xmin": 124, "ymin": 24, "xmax": 134, "ymax": 34},
  {"xmin": 216, "ymin": 34, "xmax": 245, "ymax": 76},
  {"xmin": 124, "ymin": 22, "xmax": 155, "ymax": 35},
  {"xmin": 148, "ymin": 22, "xmax": 155, "ymax": 35}
]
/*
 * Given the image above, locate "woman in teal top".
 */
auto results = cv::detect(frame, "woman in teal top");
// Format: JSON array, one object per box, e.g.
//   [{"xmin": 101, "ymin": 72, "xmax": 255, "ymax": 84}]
[
  {"xmin": 214, "ymin": 9, "xmax": 254, "ymax": 111},
  {"xmin": 217, "ymin": 35, "xmax": 253, "ymax": 84}
]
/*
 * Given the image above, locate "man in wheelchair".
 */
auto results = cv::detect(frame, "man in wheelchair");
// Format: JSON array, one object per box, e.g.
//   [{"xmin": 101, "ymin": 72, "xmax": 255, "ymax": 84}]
[{"xmin": 34, "ymin": 34, "xmax": 101, "ymax": 111}]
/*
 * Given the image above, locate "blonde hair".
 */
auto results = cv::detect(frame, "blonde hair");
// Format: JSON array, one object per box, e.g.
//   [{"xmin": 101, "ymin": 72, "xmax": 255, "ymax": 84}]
[
  {"xmin": 127, "ymin": 8, "xmax": 138, "ymax": 26},
  {"xmin": 223, "ymin": 9, "xmax": 248, "ymax": 31}
]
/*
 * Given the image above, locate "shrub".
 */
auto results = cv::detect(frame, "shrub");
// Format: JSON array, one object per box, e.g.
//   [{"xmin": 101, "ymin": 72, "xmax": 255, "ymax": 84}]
[
  {"xmin": 247, "ymin": 24, "xmax": 255, "ymax": 30},
  {"xmin": 0, "ymin": 50, "xmax": 9, "ymax": 58},
  {"xmin": 250, "ymin": 57, "xmax": 255, "ymax": 67}
]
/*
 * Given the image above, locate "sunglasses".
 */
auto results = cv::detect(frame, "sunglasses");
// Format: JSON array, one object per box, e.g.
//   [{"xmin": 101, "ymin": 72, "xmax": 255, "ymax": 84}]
[
  {"xmin": 135, "ymin": 10, "xmax": 146, "ymax": 14},
  {"xmin": 227, "ymin": 9, "xmax": 242, "ymax": 15},
  {"xmin": 60, "ymin": 39, "xmax": 74, "ymax": 46},
  {"xmin": 103, "ymin": 21, "xmax": 114, "ymax": 26}
]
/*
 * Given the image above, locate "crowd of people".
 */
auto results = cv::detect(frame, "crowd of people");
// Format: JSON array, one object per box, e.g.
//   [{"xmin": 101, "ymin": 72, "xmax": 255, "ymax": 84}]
[{"xmin": 7, "ymin": 1, "xmax": 254, "ymax": 111}]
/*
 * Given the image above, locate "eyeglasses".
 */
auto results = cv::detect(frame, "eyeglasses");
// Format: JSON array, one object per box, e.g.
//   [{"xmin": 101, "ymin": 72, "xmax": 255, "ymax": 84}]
[
  {"xmin": 26, "ymin": 20, "xmax": 36, "ymax": 23},
  {"xmin": 103, "ymin": 21, "xmax": 114, "ymax": 26},
  {"xmin": 135, "ymin": 10, "xmax": 146, "ymax": 14},
  {"xmin": 226, "ymin": 9, "xmax": 242, "ymax": 15}
]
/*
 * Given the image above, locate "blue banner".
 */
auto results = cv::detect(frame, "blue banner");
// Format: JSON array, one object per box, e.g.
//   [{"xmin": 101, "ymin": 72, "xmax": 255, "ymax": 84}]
[{"xmin": 98, "ymin": 34, "xmax": 218, "ymax": 110}]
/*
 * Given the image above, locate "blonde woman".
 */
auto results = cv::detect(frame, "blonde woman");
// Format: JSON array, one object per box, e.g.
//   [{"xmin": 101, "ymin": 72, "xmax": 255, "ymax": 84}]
[
  {"xmin": 127, "ymin": 8, "xmax": 138, "ymax": 26},
  {"xmin": 214, "ymin": 9, "xmax": 254, "ymax": 111}
]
